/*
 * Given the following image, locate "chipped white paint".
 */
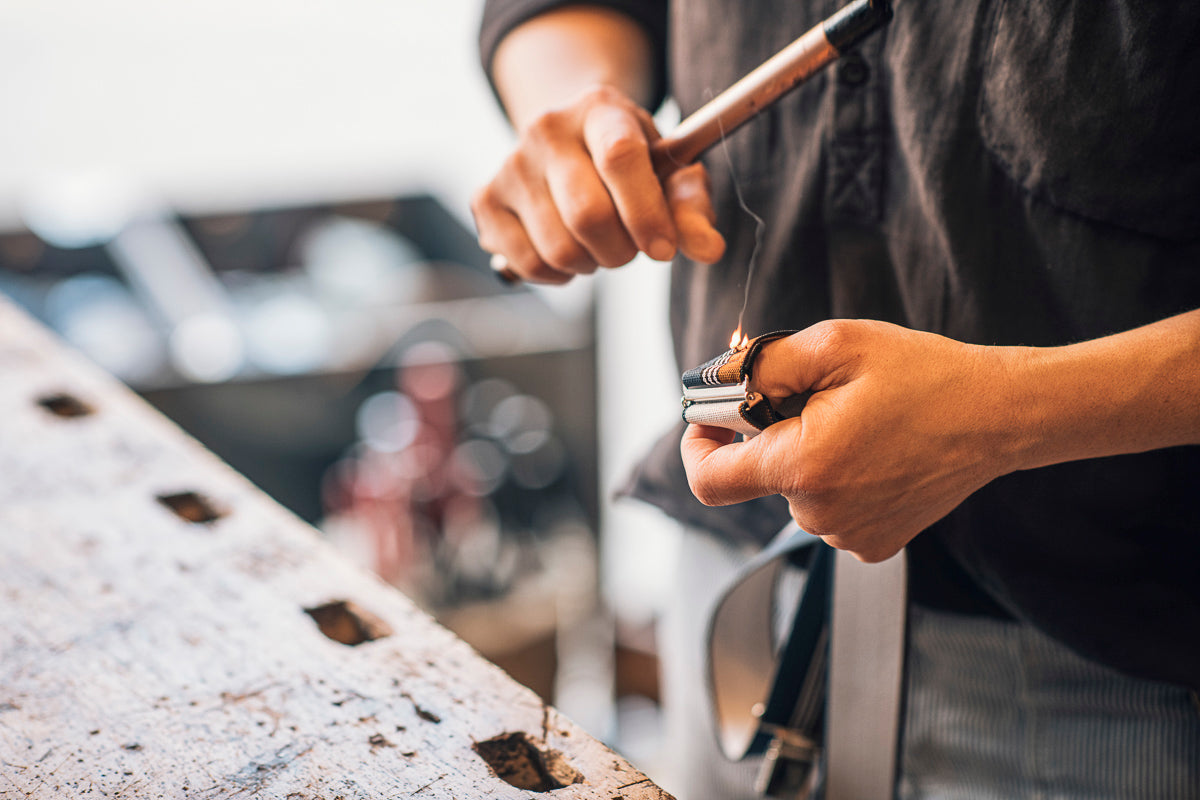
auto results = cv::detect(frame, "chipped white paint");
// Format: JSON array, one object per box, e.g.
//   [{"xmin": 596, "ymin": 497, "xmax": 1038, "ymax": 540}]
[{"xmin": 0, "ymin": 297, "xmax": 672, "ymax": 800}]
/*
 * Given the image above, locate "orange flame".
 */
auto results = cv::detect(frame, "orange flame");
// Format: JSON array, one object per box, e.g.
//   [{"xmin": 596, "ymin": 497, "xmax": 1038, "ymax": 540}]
[{"xmin": 729, "ymin": 327, "xmax": 749, "ymax": 351}]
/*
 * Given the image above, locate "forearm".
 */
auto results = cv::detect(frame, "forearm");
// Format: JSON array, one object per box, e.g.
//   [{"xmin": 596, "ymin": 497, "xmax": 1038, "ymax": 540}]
[
  {"xmin": 474, "ymin": 3, "xmax": 720, "ymax": 281},
  {"xmin": 682, "ymin": 310, "xmax": 1200, "ymax": 561},
  {"xmin": 1002, "ymin": 308, "xmax": 1200, "ymax": 471},
  {"xmin": 491, "ymin": 5, "xmax": 657, "ymax": 130}
]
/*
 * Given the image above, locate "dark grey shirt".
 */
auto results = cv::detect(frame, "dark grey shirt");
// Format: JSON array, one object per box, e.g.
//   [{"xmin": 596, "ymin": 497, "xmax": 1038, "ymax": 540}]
[{"xmin": 481, "ymin": 0, "xmax": 1200, "ymax": 689}]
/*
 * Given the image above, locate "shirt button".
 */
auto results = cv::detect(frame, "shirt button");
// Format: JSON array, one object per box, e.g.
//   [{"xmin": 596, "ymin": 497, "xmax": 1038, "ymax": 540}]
[{"xmin": 838, "ymin": 53, "xmax": 870, "ymax": 86}]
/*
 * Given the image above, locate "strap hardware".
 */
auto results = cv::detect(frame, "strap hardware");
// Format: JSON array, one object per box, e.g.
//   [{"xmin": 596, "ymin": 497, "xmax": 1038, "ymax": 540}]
[{"xmin": 755, "ymin": 726, "xmax": 821, "ymax": 799}]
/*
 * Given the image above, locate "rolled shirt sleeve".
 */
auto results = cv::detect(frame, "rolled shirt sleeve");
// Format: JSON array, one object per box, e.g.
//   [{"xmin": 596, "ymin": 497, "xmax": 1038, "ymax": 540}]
[{"xmin": 479, "ymin": 0, "xmax": 669, "ymax": 112}]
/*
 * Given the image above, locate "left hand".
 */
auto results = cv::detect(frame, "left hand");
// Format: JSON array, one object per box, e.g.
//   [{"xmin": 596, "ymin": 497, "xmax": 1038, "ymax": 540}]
[
  {"xmin": 681, "ymin": 319, "xmax": 1023, "ymax": 562},
  {"xmin": 471, "ymin": 85, "xmax": 725, "ymax": 284}
]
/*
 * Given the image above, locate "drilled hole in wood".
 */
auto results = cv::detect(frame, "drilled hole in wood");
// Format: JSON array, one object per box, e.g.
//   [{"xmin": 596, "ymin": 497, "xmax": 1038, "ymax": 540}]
[
  {"xmin": 304, "ymin": 600, "xmax": 392, "ymax": 646},
  {"xmin": 37, "ymin": 392, "xmax": 94, "ymax": 418},
  {"xmin": 156, "ymin": 492, "xmax": 226, "ymax": 524},
  {"xmin": 473, "ymin": 732, "xmax": 584, "ymax": 792}
]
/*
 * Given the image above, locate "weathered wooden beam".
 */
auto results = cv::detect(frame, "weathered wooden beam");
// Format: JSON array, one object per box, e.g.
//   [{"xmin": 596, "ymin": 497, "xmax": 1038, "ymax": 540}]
[{"xmin": 0, "ymin": 297, "xmax": 671, "ymax": 800}]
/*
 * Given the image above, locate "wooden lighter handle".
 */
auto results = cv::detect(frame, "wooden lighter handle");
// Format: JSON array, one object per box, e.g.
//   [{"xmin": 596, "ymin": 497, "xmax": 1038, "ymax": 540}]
[{"xmin": 651, "ymin": 25, "xmax": 837, "ymax": 176}]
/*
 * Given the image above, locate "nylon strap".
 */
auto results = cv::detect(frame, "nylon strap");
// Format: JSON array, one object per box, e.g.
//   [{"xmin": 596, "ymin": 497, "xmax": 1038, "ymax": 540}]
[
  {"xmin": 706, "ymin": 528, "xmax": 908, "ymax": 799},
  {"xmin": 825, "ymin": 548, "xmax": 908, "ymax": 800},
  {"xmin": 706, "ymin": 524, "xmax": 824, "ymax": 764}
]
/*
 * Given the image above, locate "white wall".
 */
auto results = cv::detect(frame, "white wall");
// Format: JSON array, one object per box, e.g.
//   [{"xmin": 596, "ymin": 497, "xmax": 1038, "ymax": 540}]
[
  {"xmin": 0, "ymin": 0, "xmax": 680, "ymax": 676},
  {"xmin": 0, "ymin": 0, "xmax": 513, "ymax": 228}
]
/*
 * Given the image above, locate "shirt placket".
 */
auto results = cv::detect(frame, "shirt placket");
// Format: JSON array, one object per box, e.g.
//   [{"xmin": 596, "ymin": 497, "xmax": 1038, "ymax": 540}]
[{"xmin": 824, "ymin": 28, "xmax": 887, "ymax": 224}]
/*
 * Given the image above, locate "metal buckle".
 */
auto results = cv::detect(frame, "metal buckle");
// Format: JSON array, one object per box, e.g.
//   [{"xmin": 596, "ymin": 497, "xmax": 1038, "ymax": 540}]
[{"xmin": 755, "ymin": 725, "xmax": 821, "ymax": 799}]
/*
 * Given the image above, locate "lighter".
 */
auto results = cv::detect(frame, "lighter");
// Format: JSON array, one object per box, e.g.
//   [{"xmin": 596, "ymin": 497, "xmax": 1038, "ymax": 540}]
[{"xmin": 681, "ymin": 330, "xmax": 798, "ymax": 437}]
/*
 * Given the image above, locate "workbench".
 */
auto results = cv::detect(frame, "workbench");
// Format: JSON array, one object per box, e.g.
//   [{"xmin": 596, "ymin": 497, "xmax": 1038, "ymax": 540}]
[{"xmin": 0, "ymin": 297, "xmax": 671, "ymax": 800}]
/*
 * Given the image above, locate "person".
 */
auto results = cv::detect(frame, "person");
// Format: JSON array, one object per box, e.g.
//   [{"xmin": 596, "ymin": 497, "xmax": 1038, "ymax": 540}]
[{"xmin": 472, "ymin": 1, "xmax": 1200, "ymax": 798}]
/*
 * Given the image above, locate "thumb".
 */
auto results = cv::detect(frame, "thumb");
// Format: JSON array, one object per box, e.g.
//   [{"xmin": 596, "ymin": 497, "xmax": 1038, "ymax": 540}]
[
  {"xmin": 665, "ymin": 164, "xmax": 725, "ymax": 264},
  {"xmin": 681, "ymin": 423, "xmax": 780, "ymax": 506}
]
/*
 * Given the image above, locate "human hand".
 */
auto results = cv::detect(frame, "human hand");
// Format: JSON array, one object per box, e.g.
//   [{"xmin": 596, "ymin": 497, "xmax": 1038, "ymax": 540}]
[
  {"xmin": 681, "ymin": 320, "xmax": 1023, "ymax": 562},
  {"xmin": 471, "ymin": 85, "xmax": 726, "ymax": 284}
]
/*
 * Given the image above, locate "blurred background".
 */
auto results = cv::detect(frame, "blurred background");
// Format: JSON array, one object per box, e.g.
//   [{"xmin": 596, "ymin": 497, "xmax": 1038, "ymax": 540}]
[{"xmin": 0, "ymin": 0, "xmax": 684, "ymax": 788}]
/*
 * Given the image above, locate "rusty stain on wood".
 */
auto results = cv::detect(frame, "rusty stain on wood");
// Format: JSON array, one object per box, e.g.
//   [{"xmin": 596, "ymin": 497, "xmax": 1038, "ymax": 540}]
[
  {"xmin": 0, "ymin": 298, "xmax": 674, "ymax": 800},
  {"xmin": 473, "ymin": 731, "xmax": 584, "ymax": 792},
  {"xmin": 36, "ymin": 392, "xmax": 94, "ymax": 419},
  {"xmin": 156, "ymin": 489, "xmax": 228, "ymax": 524},
  {"xmin": 304, "ymin": 600, "xmax": 393, "ymax": 646}
]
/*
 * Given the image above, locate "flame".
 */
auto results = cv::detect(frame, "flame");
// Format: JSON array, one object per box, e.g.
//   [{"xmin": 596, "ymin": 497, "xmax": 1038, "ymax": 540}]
[{"xmin": 729, "ymin": 327, "xmax": 749, "ymax": 351}]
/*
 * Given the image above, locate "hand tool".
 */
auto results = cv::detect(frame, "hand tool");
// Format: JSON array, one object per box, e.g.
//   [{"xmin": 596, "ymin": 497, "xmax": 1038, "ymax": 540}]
[{"xmin": 489, "ymin": 0, "xmax": 893, "ymax": 283}]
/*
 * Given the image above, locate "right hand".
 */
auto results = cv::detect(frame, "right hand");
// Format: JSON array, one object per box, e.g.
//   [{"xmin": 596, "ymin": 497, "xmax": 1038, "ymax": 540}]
[{"xmin": 471, "ymin": 85, "xmax": 726, "ymax": 284}]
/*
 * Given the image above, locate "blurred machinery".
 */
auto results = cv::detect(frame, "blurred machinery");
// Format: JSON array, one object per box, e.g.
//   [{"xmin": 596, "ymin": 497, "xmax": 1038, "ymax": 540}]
[{"xmin": 0, "ymin": 193, "xmax": 600, "ymax": 704}]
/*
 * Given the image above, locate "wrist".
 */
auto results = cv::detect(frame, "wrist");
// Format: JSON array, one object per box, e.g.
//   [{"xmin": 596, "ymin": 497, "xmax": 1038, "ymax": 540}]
[
  {"xmin": 990, "ymin": 344, "xmax": 1061, "ymax": 474},
  {"xmin": 492, "ymin": 7, "xmax": 655, "ymax": 129},
  {"xmin": 995, "ymin": 313, "xmax": 1200, "ymax": 472},
  {"xmin": 991, "ymin": 342, "xmax": 1128, "ymax": 474}
]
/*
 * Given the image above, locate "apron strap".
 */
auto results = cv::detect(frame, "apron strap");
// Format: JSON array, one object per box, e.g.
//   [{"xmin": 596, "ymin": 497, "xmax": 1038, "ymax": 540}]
[
  {"xmin": 825, "ymin": 548, "xmax": 908, "ymax": 800},
  {"xmin": 706, "ymin": 524, "xmax": 908, "ymax": 799}
]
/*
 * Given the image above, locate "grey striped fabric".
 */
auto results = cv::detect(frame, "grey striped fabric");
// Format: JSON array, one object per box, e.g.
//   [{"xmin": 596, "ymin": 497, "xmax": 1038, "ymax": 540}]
[
  {"xmin": 682, "ymin": 399, "xmax": 763, "ymax": 437},
  {"xmin": 899, "ymin": 606, "xmax": 1200, "ymax": 800},
  {"xmin": 659, "ymin": 530, "xmax": 1200, "ymax": 800}
]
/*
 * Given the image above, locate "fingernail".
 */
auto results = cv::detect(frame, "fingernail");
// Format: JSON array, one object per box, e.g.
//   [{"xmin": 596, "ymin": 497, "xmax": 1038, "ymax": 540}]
[{"xmin": 648, "ymin": 238, "xmax": 675, "ymax": 262}]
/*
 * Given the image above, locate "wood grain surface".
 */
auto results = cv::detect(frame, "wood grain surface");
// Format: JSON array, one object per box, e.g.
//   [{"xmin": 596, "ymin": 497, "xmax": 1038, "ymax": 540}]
[{"xmin": 0, "ymin": 297, "xmax": 671, "ymax": 800}]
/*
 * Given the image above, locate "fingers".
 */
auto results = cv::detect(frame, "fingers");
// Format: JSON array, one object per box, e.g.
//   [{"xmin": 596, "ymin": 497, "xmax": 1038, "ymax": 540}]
[
  {"xmin": 748, "ymin": 320, "xmax": 865, "ymax": 401},
  {"xmin": 474, "ymin": 90, "xmax": 731, "ymax": 283},
  {"xmin": 682, "ymin": 326, "xmax": 859, "ymax": 510},
  {"xmin": 746, "ymin": 337, "xmax": 806, "ymax": 401},
  {"xmin": 680, "ymin": 423, "xmax": 778, "ymax": 506},
  {"xmin": 472, "ymin": 87, "xmax": 678, "ymax": 284},
  {"xmin": 666, "ymin": 164, "xmax": 726, "ymax": 264},
  {"xmin": 546, "ymin": 123, "xmax": 639, "ymax": 268},
  {"xmin": 472, "ymin": 187, "xmax": 576, "ymax": 285},
  {"xmin": 685, "ymin": 420, "xmax": 909, "ymax": 563},
  {"xmin": 581, "ymin": 104, "xmax": 677, "ymax": 262}
]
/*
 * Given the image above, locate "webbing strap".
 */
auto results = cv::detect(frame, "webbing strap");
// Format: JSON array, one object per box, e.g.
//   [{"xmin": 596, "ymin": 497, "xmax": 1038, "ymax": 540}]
[
  {"xmin": 825, "ymin": 549, "xmax": 908, "ymax": 800},
  {"xmin": 706, "ymin": 526, "xmax": 908, "ymax": 799}
]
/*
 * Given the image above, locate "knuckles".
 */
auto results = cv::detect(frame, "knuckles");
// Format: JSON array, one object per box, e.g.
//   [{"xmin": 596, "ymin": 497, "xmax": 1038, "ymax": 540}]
[
  {"xmin": 665, "ymin": 163, "xmax": 712, "ymax": 200},
  {"xmin": 520, "ymin": 110, "xmax": 571, "ymax": 151},
  {"xmin": 577, "ymin": 83, "xmax": 633, "ymax": 112},
  {"xmin": 559, "ymin": 194, "xmax": 614, "ymax": 240},
  {"xmin": 559, "ymin": 206, "xmax": 637, "ymax": 267},
  {"xmin": 469, "ymin": 183, "xmax": 499, "ymax": 221},
  {"xmin": 541, "ymin": 240, "xmax": 593, "ymax": 273},
  {"xmin": 591, "ymin": 130, "xmax": 647, "ymax": 175},
  {"xmin": 801, "ymin": 319, "xmax": 861, "ymax": 363}
]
